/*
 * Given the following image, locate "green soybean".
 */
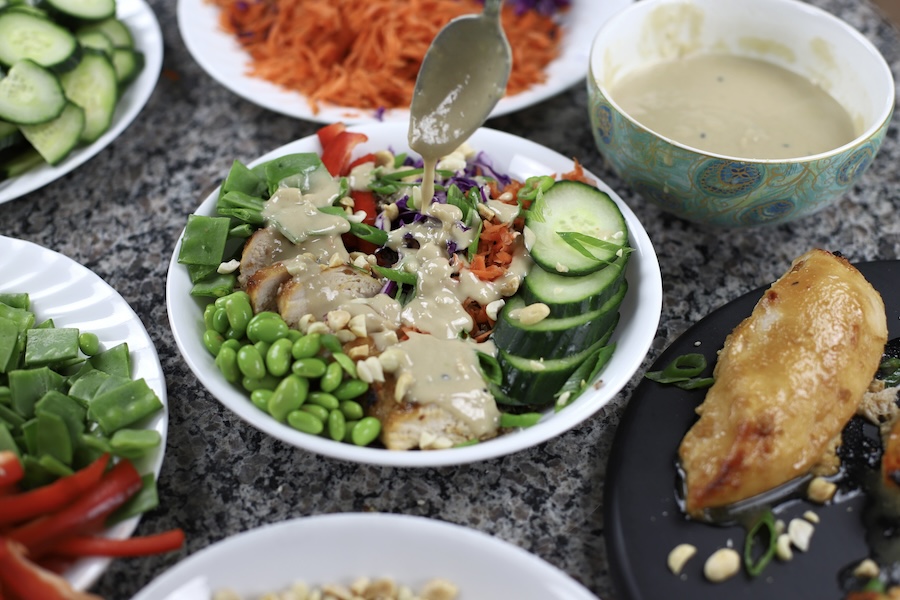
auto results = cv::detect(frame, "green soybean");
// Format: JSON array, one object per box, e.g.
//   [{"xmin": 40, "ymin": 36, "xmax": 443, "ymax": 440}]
[
  {"xmin": 211, "ymin": 307, "xmax": 229, "ymax": 334},
  {"xmin": 246, "ymin": 314, "xmax": 289, "ymax": 343},
  {"xmin": 215, "ymin": 290, "xmax": 250, "ymax": 309},
  {"xmin": 327, "ymin": 409, "xmax": 346, "ymax": 441},
  {"xmin": 236, "ymin": 345, "xmax": 266, "ymax": 380},
  {"xmin": 307, "ymin": 391, "xmax": 339, "ymax": 411},
  {"xmin": 320, "ymin": 333, "xmax": 342, "ymax": 353},
  {"xmin": 291, "ymin": 333, "xmax": 321, "ymax": 359},
  {"xmin": 250, "ymin": 389, "xmax": 273, "ymax": 411},
  {"xmin": 292, "ymin": 357, "xmax": 327, "ymax": 379},
  {"xmin": 202, "ymin": 330, "xmax": 225, "ymax": 356},
  {"xmin": 221, "ymin": 338, "xmax": 242, "ymax": 353},
  {"xmin": 339, "ymin": 400, "xmax": 364, "ymax": 421},
  {"xmin": 253, "ymin": 340, "xmax": 271, "ymax": 358},
  {"xmin": 203, "ymin": 303, "xmax": 217, "ymax": 330},
  {"xmin": 267, "ymin": 375, "xmax": 308, "ymax": 422},
  {"xmin": 343, "ymin": 420, "xmax": 359, "ymax": 443},
  {"xmin": 224, "ymin": 295, "xmax": 253, "ymax": 338},
  {"xmin": 78, "ymin": 332, "xmax": 100, "ymax": 356},
  {"xmin": 287, "ymin": 410, "xmax": 324, "ymax": 435},
  {"xmin": 351, "ymin": 416, "xmax": 381, "ymax": 446},
  {"xmin": 266, "ymin": 338, "xmax": 293, "ymax": 377},
  {"xmin": 320, "ymin": 361, "xmax": 343, "ymax": 392},
  {"xmin": 287, "ymin": 329, "xmax": 303, "ymax": 342},
  {"xmin": 300, "ymin": 403, "xmax": 329, "ymax": 422},
  {"xmin": 214, "ymin": 346, "xmax": 240, "ymax": 383},
  {"xmin": 333, "ymin": 378, "xmax": 368, "ymax": 400},
  {"xmin": 241, "ymin": 374, "xmax": 281, "ymax": 392}
]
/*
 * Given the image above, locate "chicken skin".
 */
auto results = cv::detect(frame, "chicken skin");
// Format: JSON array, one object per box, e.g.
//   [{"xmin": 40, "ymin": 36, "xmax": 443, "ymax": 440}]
[{"xmin": 679, "ymin": 249, "xmax": 887, "ymax": 518}]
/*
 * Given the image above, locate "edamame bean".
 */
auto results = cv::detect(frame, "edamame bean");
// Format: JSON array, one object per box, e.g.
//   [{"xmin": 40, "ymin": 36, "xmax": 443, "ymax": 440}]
[
  {"xmin": 266, "ymin": 338, "xmax": 293, "ymax": 377},
  {"xmin": 78, "ymin": 332, "xmax": 100, "ymax": 356},
  {"xmin": 224, "ymin": 326, "xmax": 243, "ymax": 341},
  {"xmin": 327, "ymin": 409, "xmax": 346, "ymax": 442},
  {"xmin": 250, "ymin": 389, "xmax": 273, "ymax": 411},
  {"xmin": 333, "ymin": 378, "xmax": 369, "ymax": 400},
  {"xmin": 202, "ymin": 330, "xmax": 225, "ymax": 356},
  {"xmin": 236, "ymin": 345, "xmax": 266, "ymax": 380},
  {"xmin": 292, "ymin": 357, "xmax": 327, "ymax": 379},
  {"xmin": 320, "ymin": 361, "xmax": 343, "ymax": 392},
  {"xmin": 225, "ymin": 294, "xmax": 253, "ymax": 338},
  {"xmin": 287, "ymin": 329, "xmax": 303, "ymax": 342},
  {"xmin": 246, "ymin": 314, "xmax": 290, "ymax": 343},
  {"xmin": 343, "ymin": 420, "xmax": 359, "ymax": 443},
  {"xmin": 242, "ymin": 374, "xmax": 281, "ymax": 392},
  {"xmin": 254, "ymin": 340, "xmax": 271, "ymax": 358},
  {"xmin": 307, "ymin": 391, "xmax": 339, "ymax": 411},
  {"xmin": 211, "ymin": 307, "xmax": 229, "ymax": 334},
  {"xmin": 300, "ymin": 403, "xmax": 329, "ymax": 422},
  {"xmin": 350, "ymin": 416, "xmax": 381, "ymax": 446},
  {"xmin": 320, "ymin": 333, "xmax": 342, "ymax": 353},
  {"xmin": 214, "ymin": 290, "xmax": 250, "ymax": 309},
  {"xmin": 203, "ymin": 303, "xmax": 218, "ymax": 330},
  {"xmin": 331, "ymin": 352, "xmax": 357, "ymax": 377},
  {"xmin": 291, "ymin": 333, "xmax": 321, "ymax": 359},
  {"xmin": 221, "ymin": 338, "xmax": 242, "ymax": 353},
  {"xmin": 287, "ymin": 410, "xmax": 324, "ymax": 435},
  {"xmin": 215, "ymin": 345, "xmax": 240, "ymax": 383},
  {"xmin": 339, "ymin": 400, "xmax": 364, "ymax": 421},
  {"xmin": 267, "ymin": 375, "xmax": 308, "ymax": 422}
]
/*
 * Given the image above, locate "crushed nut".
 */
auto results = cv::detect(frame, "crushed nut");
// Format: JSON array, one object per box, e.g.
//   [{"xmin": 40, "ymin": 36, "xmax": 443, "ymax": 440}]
[
  {"xmin": 419, "ymin": 579, "xmax": 458, "ymax": 600},
  {"xmin": 394, "ymin": 371, "xmax": 415, "ymax": 402},
  {"xmin": 348, "ymin": 314, "xmax": 368, "ymax": 338},
  {"xmin": 339, "ymin": 196, "xmax": 355, "ymax": 208},
  {"xmin": 554, "ymin": 262, "xmax": 569, "ymax": 273},
  {"xmin": 378, "ymin": 348, "xmax": 404, "ymax": 373},
  {"xmin": 498, "ymin": 191, "xmax": 514, "ymax": 202},
  {"xmin": 807, "ymin": 477, "xmax": 837, "ymax": 504},
  {"xmin": 357, "ymin": 360, "xmax": 374, "ymax": 384},
  {"xmin": 326, "ymin": 309, "xmax": 352, "ymax": 331},
  {"xmin": 383, "ymin": 202, "xmax": 399, "ymax": 221},
  {"xmin": 703, "ymin": 548, "xmax": 741, "ymax": 582},
  {"xmin": 510, "ymin": 302, "xmax": 550, "ymax": 325},
  {"xmin": 298, "ymin": 314, "xmax": 315, "ymax": 334},
  {"xmin": 347, "ymin": 344, "xmax": 370, "ymax": 360},
  {"xmin": 477, "ymin": 203, "xmax": 497, "ymax": 220},
  {"xmin": 335, "ymin": 329, "xmax": 356, "ymax": 343},
  {"xmin": 776, "ymin": 533, "xmax": 793, "ymax": 561},
  {"xmin": 362, "ymin": 356, "xmax": 384, "ymax": 383},
  {"xmin": 788, "ymin": 518, "xmax": 815, "ymax": 552},
  {"xmin": 667, "ymin": 543, "xmax": 697, "ymax": 575},
  {"xmin": 485, "ymin": 299, "xmax": 505, "ymax": 321},
  {"xmin": 328, "ymin": 253, "xmax": 345, "ymax": 268},
  {"xmin": 307, "ymin": 321, "xmax": 331, "ymax": 336},
  {"xmin": 217, "ymin": 259, "xmax": 240, "ymax": 274},
  {"xmin": 803, "ymin": 510, "xmax": 820, "ymax": 524},
  {"xmin": 352, "ymin": 254, "xmax": 370, "ymax": 269},
  {"xmin": 854, "ymin": 558, "xmax": 880, "ymax": 579}
]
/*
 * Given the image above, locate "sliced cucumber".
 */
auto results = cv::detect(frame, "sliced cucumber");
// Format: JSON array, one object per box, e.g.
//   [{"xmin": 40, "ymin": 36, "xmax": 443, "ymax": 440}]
[
  {"xmin": 0, "ymin": 11, "xmax": 81, "ymax": 73},
  {"xmin": 19, "ymin": 100, "xmax": 84, "ymax": 165},
  {"xmin": 492, "ymin": 280, "xmax": 626, "ymax": 360},
  {"xmin": 39, "ymin": 0, "xmax": 115, "ymax": 22},
  {"xmin": 76, "ymin": 30, "xmax": 113, "ymax": 56},
  {"xmin": 111, "ymin": 47, "xmax": 143, "ymax": 88},
  {"xmin": 78, "ymin": 17, "xmax": 134, "ymax": 48},
  {"xmin": 0, "ymin": 147, "xmax": 45, "ymax": 181},
  {"xmin": 525, "ymin": 180, "xmax": 629, "ymax": 277},
  {"xmin": 0, "ymin": 119, "xmax": 24, "ymax": 151},
  {"xmin": 0, "ymin": 59, "xmax": 66, "ymax": 125},
  {"xmin": 60, "ymin": 49, "xmax": 117, "ymax": 143},
  {"xmin": 519, "ymin": 250, "xmax": 629, "ymax": 318}
]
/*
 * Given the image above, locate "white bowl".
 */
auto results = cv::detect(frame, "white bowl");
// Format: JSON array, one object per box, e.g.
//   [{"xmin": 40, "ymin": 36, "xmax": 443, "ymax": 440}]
[
  {"xmin": 131, "ymin": 513, "xmax": 598, "ymax": 600},
  {"xmin": 166, "ymin": 122, "xmax": 662, "ymax": 468}
]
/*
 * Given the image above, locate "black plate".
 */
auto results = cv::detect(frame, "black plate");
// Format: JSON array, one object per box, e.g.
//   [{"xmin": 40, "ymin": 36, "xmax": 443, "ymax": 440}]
[{"xmin": 605, "ymin": 260, "xmax": 900, "ymax": 600}]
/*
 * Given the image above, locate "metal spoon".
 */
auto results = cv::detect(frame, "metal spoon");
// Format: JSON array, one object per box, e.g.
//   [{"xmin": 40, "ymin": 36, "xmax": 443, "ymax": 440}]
[{"xmin": 408, "ymin": 0, "xmax": 512, "ymax": 160}]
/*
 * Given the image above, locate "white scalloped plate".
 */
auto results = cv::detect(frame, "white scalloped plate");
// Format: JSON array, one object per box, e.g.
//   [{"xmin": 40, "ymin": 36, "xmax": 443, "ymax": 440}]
[
  {"xmin": 0, "ymin": 235, "xmax": 168, "ymax": 591},
  {"xmin": 0, "ymin": 0, "xmax": 164, "ymax": 205},
  {"xmin": 132, "ymin": 513, "xmax": 598, "ymax": 600},
  {"xmin": 176, "ymin": 0, "xmax": 632, "ymax": 124},
  {"xmin": 166, "ymin": 122, "xmax": 662, "ymax": 468}
]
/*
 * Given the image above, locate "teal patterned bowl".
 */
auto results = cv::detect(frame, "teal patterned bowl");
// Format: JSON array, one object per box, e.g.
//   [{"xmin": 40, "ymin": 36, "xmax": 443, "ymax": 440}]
[{"xmin": 587, "ymin": 0, "xmax": 895, "ymax": 228}]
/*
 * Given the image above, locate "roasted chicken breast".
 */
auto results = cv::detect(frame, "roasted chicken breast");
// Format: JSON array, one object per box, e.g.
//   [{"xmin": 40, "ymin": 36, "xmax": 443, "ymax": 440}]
[{"xmin": 679, "ymin": 249, "xmax": 887, "ymax": 518}]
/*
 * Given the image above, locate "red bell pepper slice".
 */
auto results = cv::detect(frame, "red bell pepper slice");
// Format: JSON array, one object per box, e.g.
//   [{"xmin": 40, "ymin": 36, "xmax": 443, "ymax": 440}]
[
  {"xmin": 47, "ymin": 528, "xmax": 185, "ymax": 558},
  {"xmin": 0, "ymin": 454, "xmax": 110, "ymax": 528},
  {"xmin": 0, "ymin": 451, "xmax": 23, "ymax": 489},
  {"xmin": 316, "ymin": 122, "xmax": 346, "ymax": 148},
  {"xmin": 321, "ymin": 131, "xmax": 369, "ymax": 177},
  {"xmin": 345, "ymin": 152, "xmax": 378, "ymax": 173},
  {"xmin": 9, "ymin": 459, "xmax": 142, "ymax": 557},
  {"xmin": 0, "ymin": 538, "xmax": 101, "ymax": 600}
]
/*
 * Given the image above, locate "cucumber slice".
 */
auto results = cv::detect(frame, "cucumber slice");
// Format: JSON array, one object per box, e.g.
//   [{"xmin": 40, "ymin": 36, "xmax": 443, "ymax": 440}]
[
  {"xmin": 525, "ymin": 180, "xmax": 629, "ymax": 277},
  {"xmin": 0, "ymin": 120, "xmax": 24, "ymax": 151},
  {"xmin": 78, "ymin": 17, "xmax": 134, "ymax": 48},
  {"xmin": 111, "ymin": 47, "xmax": 143, "ymax": 88},
  {"xmin": 0, "ymin": 59, "xmax": 66, "ymax": 125},
  {"xmin": 518, "ymin": 250, "xmax": 629, "ymax": 318},
  {"xmin": 0, "ymin": 147, "xmax": 45, "ymax": 181},
  {"xmin": 60, "ymin": 49, "xmax": 117, "ymax": 143},
  {"xmin": 39, "ymin": 0, "xmax": 115, "ymax": 22},
  {"xmin": 0, "ymin": 11, "xmax": 81, "ymax": 72},
  {"xmin": 76, "ymin": 30, "xmax": 113, "ymax": 56},
  {"xmin": 19, "ymin": 100, "xmax": 84, "ymax": 165},
  {"xmin": 492, "ymin": 280, "xmax": 626, "ymax": 360}
]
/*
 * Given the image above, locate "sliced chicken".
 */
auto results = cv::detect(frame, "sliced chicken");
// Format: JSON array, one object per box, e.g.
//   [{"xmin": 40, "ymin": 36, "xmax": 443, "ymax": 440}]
[
  {"xmin": 245, "ymin": 263, "xmax": 291, "ymax": 313},
  {"xmin": 679, "ymin": 249, "xmax": 887, "ymax": 518},
  {"xmin": 277, "ymin": 265, "xmax": 383, "ymax": 326},
  {"xmin": 237, "ymin": 228, "xmax": 303, "ymax": 288}
]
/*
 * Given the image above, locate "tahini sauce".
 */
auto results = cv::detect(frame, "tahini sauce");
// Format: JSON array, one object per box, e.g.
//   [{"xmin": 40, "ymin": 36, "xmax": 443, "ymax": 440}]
[{"xmin": 609, "ymin": 54, "xmax": 856, "ymax": 160}]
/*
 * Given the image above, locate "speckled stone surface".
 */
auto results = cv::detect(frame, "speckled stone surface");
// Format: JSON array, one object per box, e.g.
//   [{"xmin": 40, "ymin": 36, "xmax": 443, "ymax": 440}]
[{"xmin": 0, "ymin": 0, "xmax": 898, "ymax": 598}]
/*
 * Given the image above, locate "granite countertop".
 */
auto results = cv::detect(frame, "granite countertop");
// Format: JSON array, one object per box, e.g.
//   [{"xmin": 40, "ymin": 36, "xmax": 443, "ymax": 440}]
[{"xmin": 1, "ymin": 0, "xmax": 898, "ymax": 598}]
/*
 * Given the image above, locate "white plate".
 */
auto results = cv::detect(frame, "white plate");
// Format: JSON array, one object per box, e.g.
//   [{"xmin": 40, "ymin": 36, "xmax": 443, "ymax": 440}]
[
  {"xmin": 132, "ymin": 513, "xmax": 598, "ymax": 600},
  {"xmin": 0, "ymin": 0, "xmax": 164, "ymax": 205},
  {"xmin": 176, "ymin": 0, "xmax": 632, "ymax": 124},
  {"xmin": 0, "ymin": 235, "xmax": 169, "ymax": 591},
  {"xmin": 166, "ymin": 122, "xmax": 662, "ymax": 468}
]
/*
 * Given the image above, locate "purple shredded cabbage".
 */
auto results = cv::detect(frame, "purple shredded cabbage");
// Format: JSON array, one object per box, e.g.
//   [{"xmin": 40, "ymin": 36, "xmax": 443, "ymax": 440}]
[
  {"xmin": 374, "ymin": 106, "xmax": 385, "ymax": 121},
  {"xmin": 446, "ymin": 240, "xmax": 458, "ymax": 255},
  {"xmin": 380, "ymin": 280, "xmax": 397, "ymax": 297},
  {"xmin": 470, "ymin": 152, "xmax": 512, "ymax": 187}
]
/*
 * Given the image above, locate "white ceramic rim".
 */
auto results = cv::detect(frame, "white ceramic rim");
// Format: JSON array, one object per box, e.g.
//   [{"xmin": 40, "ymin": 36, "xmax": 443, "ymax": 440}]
[
  {"xmin": 176, "ymin": 0, "xmax": 633, "ymax": 124},
  {"xmin": 131, "ymin": 513, "xmax": 599, "ymax": 600},
  {"xmin": 165, "ymin": 122, "xmax": 662, "ymax": 468},
  {"xmin": 588, "ymin": 0, "xmax": 896, "ymax": 164},
  {"xmin": 0, "ymin": 235, "xmax": 169, "ymax": 591},
  {"xmin": 0, "ymin": 0, "xmax": 164, "ymax": 204}
]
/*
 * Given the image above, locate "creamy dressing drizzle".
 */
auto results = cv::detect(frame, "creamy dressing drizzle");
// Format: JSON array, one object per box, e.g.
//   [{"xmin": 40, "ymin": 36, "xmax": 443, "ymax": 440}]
[{"xmin": 262, "ymin": 172, "xmax": 347, "ymax": 243}]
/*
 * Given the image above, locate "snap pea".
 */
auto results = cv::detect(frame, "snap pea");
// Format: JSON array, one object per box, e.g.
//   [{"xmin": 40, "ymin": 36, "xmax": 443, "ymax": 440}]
[
  {"xmin": 327, "ymin": 409, "xmax": 346, "ymax": 441},
  {"xmin": 292, "ymin": 357, "xmax": 327, "ymax": 379},
  {"xmin": 307, "ymin": 391, "xmax": 339, "ymax": 411},
  {"xmin": 215, "ymin": 345, "xmax": 240, "ymax": 383},
  {"xmin": 267, "ymin": 375, "xmax": 308, "ymax": 422},
  {"xmin": 266, "ymin": 338, "xmax": 293, "ymax": 377},
  {"xmin": 339, "ymin": 400, "xmax": 364, "ymax": 421},
  {"xmin": 291, "ymin": 333, "xmax": 321, "ymax": 359},
  {"xmin": 299, "ymin": 403, "xmax": 329, "ymax": 422},
  {"xmin": 333, "ymin": 378, "xmax": 368, "ymax": 401},
  {"xmin": 350, "ymin": 416, "xmax": 381, "ymax": 446},
  {"xmin": 250, "ymin": 389, "xmax": 273, "ymax": 411},
  {"xmin": 203, "ymin": 330, "xmax": 225, "ymax": 356},
  {"xmin": 287, "ymin": 409, "xmax": 324, "ymax": 435},
  {"xmin": 236, "ymin": 345, "xmax": 266, "ymax": 380},
  {"xmin": 319, "ymin": 361, "xmax": 343, "ymax": 393}
]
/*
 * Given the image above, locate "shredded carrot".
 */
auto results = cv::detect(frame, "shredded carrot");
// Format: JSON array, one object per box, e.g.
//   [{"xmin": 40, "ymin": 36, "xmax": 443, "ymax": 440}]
[
  {"xmin": 211, "ymin": 0, "xmax": 565, "ymax": 113},
  {"xmin": 561, "ymin": 158, "xmax": 596, "ymax": 185}
]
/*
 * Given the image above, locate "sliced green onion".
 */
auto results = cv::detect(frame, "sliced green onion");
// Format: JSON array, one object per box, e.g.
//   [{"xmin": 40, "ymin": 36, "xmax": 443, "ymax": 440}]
[
  {"xmin": 372, "ymin": 265, "xmax": 416, "ymax": 286},
  {"xmin": 477, "ymin": 351, "xmax": 502, "ymax": 386},
  {"xmin": 744, "ymin": 510, "xmax": 777, "ymax": 577}
]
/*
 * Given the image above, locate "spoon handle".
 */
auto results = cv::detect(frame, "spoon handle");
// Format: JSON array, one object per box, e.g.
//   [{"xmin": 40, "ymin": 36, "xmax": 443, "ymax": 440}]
[{"xmin": 483, "ymin": 0, "xmax": 503, "ymax": 19}]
